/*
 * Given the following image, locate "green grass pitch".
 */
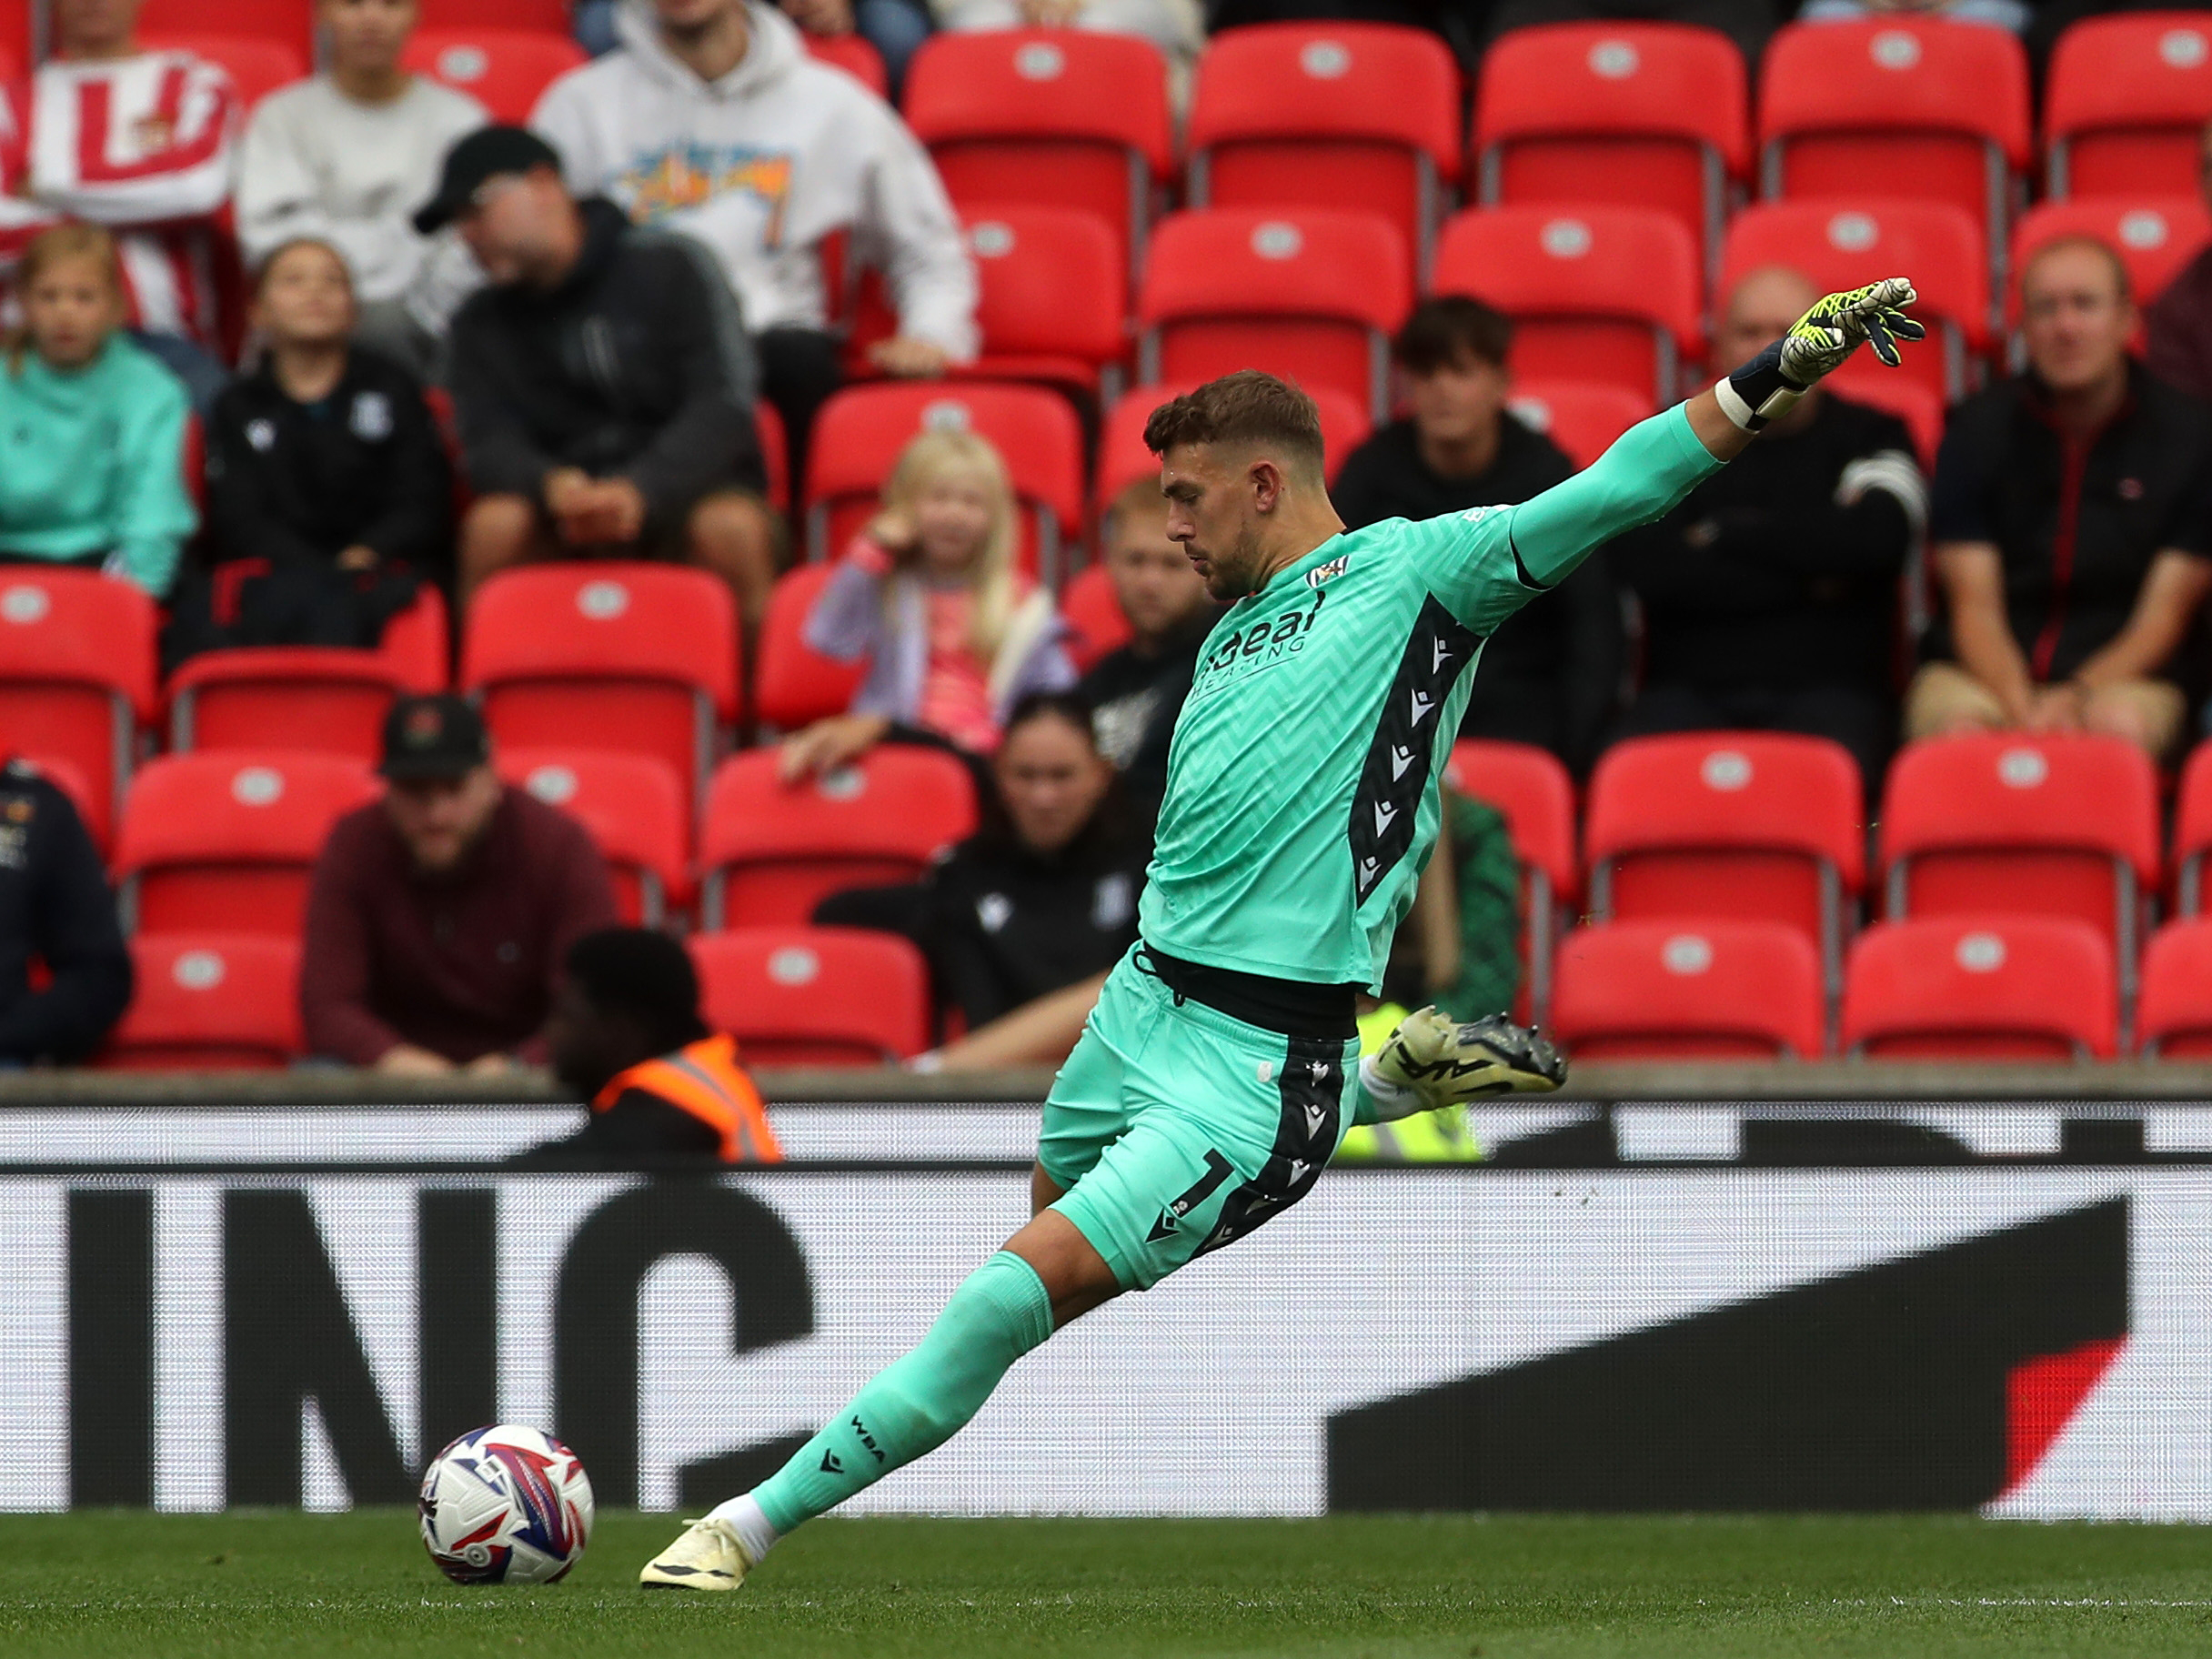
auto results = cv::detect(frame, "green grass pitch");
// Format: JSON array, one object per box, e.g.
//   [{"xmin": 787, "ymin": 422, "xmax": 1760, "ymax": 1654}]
[{"xmin": 2, "ymin": 1512, "xmax": 2208, "ymax": 1657}]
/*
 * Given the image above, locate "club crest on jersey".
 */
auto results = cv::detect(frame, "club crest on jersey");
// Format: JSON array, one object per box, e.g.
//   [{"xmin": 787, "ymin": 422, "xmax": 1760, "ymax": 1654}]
[{"xmin": 1304, "ymin": 555, "xmax": 1349, "ymax": 588}]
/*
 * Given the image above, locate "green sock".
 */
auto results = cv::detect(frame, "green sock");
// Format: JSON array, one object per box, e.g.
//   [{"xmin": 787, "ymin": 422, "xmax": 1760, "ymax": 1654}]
[{"xmin": 749, "ymin": 1250, "xmax": 1055, "ymax": 1534}]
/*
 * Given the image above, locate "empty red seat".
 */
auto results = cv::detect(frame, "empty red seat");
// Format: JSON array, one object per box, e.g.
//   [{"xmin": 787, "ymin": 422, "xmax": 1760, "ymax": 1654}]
[
  {"xmin": 1060, "ymin": 563, "xmax": 1133, "ymax": 672},
  {"xmin": 1094, "ymin": 377, "xmax": 1372, "ymax": 506},
  {"xmin": 419, "ymin": 0, "xmax": 571, "ymax": 32},
  {"xmin": 461, "ymin": 562, "xmax": 739, "ymax": 808},
  {"xmin": 691, "ymin": 926, "xmax": 930, "ymax": 1065},
  {"xmin": 139, "ymin": 33, "xmax": 307, "ymax": 108},
  {"xmin": 497, "ymin": 749, "xmax": 689, "ymax": 927},
  {"xmin": 1553, "ymin": 920, "xmax": 1826, "ymax": 1059},
  {"xmin": 1585, "ymin": 733, "xmax": 1865, "ymax": 992},
  {"xmin": 0, "ymin": 568, "xmax": 158, "ymax": 849},
  {"xmin": 402, "ymin": 28, "xmax": 588, "ymax": 124},
  {"xmin": 137, "ymin": 0, "xmax": 311, "ymax": 56},
  {"xmin": 1843, "ymin": 915, "xmax": 2116, "ymax": 1060},
  {"xmin": 1433, "ymin": 206, "xmax": 1703, "ymax": 407},
  {"xmin": 1878, "ymin": 733, "xmax": 2160, "ymax": 991},
  {"xmin": 904, "ymin": 30, "xmax": 1175, "ymax": 285},
  {"xmin": 2138, "ymin": 919, "xmax": 2212, "ymax": 1056},
  {"xmin": 959, "ymin": 207, "xmax": 1129, "ymax": 397},
  {"xmin": 99, "ymin": 933, "xmax": 304, "ymax": 1070},
  {"xmin": 2046, "ymin": 13, "xmax": 2212, "ymax": 200},
  {"xmin": 2009, "ymin": 196, "xmax": 2212, "ymax": 321},
  {"xmin": 1474, "ymin": 22, "xmax": 1751, "ymax": 277},
  {"xmin": 1442, "ymin": 739, "xmax": 1579, "ymax": 1024},
  {"xmin": 2172, "ymin": 739, "xmax": 2212, "ymax": 915},
  {"xmin": 803, "ymin": 381, "xmax": 1086, "ymax": 580},
  {"xmin": 700, "ymin": 746, "xmax": 979, "ymax": 929},
  {"xmin": 1186, "ymin": 22, "xmax": 1462, "ymax": 276},
  {"xmin": 1503, "ymin": 380, "xmax": 1654, "ymax": 470},
  {"xmin": 114, "ymin": 752, "xmax": 379, "ymax": 937},
  {"xmin": 755, "ymin": 563, "xmax": 869, "ymax": 734},
  {"xmin": 1758, "ymin": 18, "xmax": 2031, "ymax": 275},
  {"xmin": 1138, "ymin": 208, "xmax": 1413, "ymax": 423},
  {"xmin": 803, "ymin": 29, "xmax": 889, "ymax": 97}
]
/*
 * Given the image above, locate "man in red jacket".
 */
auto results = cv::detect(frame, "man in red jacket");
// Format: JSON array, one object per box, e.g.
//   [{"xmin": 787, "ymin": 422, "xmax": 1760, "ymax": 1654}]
[{"xmin": 299, "ymin": 693, "xmax": 618, "ymax": 1074}]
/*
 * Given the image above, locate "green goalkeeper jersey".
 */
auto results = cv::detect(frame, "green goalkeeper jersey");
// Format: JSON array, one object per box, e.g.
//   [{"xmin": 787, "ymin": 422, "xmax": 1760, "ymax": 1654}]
[{"xmin": 1138, "ymin": 403, "xmax": 1723, "ymax": 991}]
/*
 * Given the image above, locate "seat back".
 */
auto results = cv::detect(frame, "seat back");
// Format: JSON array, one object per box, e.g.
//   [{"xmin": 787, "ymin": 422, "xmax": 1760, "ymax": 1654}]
[
  {"xmin": 2046, "ymin": 13, "xmax": 2212, "ymax": 199},
  {"xmin": 1503, "ymin": 380, "xmax": 1654, "ymax": 470},
  {"xmin": 167, "ymin": 648, "xmax": 409, "ymax": 760},
  {"xmin": 114, "ymin": 752, "xmax": 379, "ymax": 936},
  {"xmin": 690, "ymin": 927, "xmax": 930, "ymax": 1065},
  {"xmin": 2139, "ymin": 918, "xmax": 2212, "ymax": 1056},
  {"xmin": 419, "ymin": 0, "xmax": 573, "ymax": 30},
  {"xmin": 381, "ymin": 585, "xmax": 452, "ymax": 692},
  {"xmin": 1060, "ymin": 564, "xmax": 1132, "ymax": 672},
  {"xmin": 1187, "ymin": 22, "xmax": 1462, "ymax": 276},
  {"xmin": 0, "ymin": 570, "xmax": 158, "ymax": 843},
  {"xmin": 139, "ymin": 32, "xmax": 307, "ymax": 107},
  {"xmin": 15, "ymin": 754, "xmax": 105, "ymax": 855},
  {"xmin": 961, "ymin": 206, "xmax": 1129, "ymax": 374},
  {"xmin": 137, "ymin": 0, "xmax": 312, "ymax": 55},
  {"xmin": 755, "ymin": 563, "xmax": 870, "ymax": 734},
  {"xmin": 402, "ymin": 28, "xmax": 588, "ymax": 123},
  {"xmin": 2009, "ymin": 197, "xmax": 2212, "ymax": 331},
  {"xmin": 1432, "ymin": 206, "xmax": 1703, "ymax": 406},
  {"xmin": 498, "ymin": 749, "xmax": 690, "ymax": 927},
  {"xmin": 100, "ymin": 933, "xmax": 304, "ymax": 1070},
  {"xmin": 2173, "ymin": 739, "xmax": 2212, "ymax": 916},
  {"xmin": 699, "ymin": 747, "xmax": 980, "ymax": 928},
  {"xmin": 804, "ymin": 29, "xmax": 889, "ymax": 97},
  {"xmin": 1842, "ymin": 915, "xmax": 2116, "ymax": 1060},
  {"xmin": 1096, "ymin": 378, "xmax": 1372, "ymax": 507},
  {"xmin": 1443, "ymin": 739, "xmax": 1578, "ymax": 1024},
  {"xmin": 1553, "ymin": 920, "xmax": 1826, "ymax": 1059},
  {"xmin": 1474, "ymin": 22, "xmax": 1751, "ymax": 278}
]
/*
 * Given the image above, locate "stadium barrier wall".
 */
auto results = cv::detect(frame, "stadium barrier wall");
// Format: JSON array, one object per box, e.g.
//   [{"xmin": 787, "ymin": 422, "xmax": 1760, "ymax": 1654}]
[{"xmin": 3, "ymin": 1101, "xmax": 2209, "ymax": 1519}]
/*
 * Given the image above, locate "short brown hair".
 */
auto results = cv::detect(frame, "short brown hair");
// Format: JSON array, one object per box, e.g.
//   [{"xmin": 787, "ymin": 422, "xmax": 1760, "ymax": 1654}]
[
  {"xmin": 1141, "ymin": 370, "xmax": 1325, "ymax": 475},
  {"xmin": 1102, "ymin": 476, "xmax": 1169, "ymax": 543},
  {"xmin": 1393, "ymin": 296, "xmax": 1513, "ymax": 373},
  {"xmin": 10, "ymin": 223, "xmax": 125, "ymax": 375}
]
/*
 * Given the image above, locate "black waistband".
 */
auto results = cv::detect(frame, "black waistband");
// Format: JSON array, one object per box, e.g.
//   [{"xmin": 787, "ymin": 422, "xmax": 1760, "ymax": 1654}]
[{"xmin": 1134, "ymin": 945, "xmax": 1358, "ymax": 1041}]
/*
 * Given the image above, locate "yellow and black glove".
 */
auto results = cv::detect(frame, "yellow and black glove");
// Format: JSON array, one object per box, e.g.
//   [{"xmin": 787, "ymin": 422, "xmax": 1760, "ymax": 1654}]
[{"xmin": 1715, "ymin": 276, "xmax": 1925, "ymax": 432}]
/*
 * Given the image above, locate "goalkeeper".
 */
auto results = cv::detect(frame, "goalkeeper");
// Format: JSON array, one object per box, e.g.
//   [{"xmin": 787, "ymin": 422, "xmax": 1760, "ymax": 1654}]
[{"xmin": 642, "ymin": 281, "xmax": 1925, "ymax": 1590}]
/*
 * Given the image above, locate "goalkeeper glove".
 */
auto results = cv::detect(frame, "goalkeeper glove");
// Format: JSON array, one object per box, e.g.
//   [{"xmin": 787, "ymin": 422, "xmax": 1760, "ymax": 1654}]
[
  {"xmin": 1714, "ymin": 276, "xmax": 1925, "ymax": 433},
  {"xmin": 1358, "ymin": 1006, "xmax": 1567, "ymax": 1122}
]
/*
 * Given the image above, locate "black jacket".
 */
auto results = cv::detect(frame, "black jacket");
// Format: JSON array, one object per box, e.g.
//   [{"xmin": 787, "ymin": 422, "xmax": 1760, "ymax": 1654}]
[
  {"xmin": 448, "ymin": 197, "xmax": 765, "ymax": 531},
  {"xmin": 1930, "ymin": 362, "xmax": 2212, "ymax": 681},
  {"xmin": 1078, "ymin": 613, "xmax": 1213, "ymax": 810},
  {"xmin": 0, "ymin": 759, "xmax": 131, "ymax": 1063},
  {"xmin": 1608, "ymin": 392, "xmax": 1921, "ymax": 698}
]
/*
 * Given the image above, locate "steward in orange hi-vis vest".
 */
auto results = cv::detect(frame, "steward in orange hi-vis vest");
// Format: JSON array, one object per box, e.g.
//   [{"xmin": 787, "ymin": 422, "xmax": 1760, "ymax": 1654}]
[{"xmin": 593, "ymin": 1033, "xmax": 781, "ymax": 1163}]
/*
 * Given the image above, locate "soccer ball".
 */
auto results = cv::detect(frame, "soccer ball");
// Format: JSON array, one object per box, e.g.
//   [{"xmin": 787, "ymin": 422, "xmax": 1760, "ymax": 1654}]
[{"xmin": 418, "ymin": 1424, "xmax": 594, "ymax": 1585}]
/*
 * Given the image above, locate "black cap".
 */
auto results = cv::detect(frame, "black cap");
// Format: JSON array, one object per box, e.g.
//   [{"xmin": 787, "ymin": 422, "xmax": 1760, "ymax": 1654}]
[
  {"xmin": 413, "ymin": 125, "xmax": 563, "ymax": 235},
  {"xmin": 379, "ymin": 694, "xmax": 491, "ymax": 781}
]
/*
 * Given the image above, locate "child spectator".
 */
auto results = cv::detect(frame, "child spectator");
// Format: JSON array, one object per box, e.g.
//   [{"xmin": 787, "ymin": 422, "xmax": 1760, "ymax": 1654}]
[
  {"xmin": 780, "ymin": 429, "xmax": 1076, "ymax": 777},
  {"xmin": 0, "ymin": 224, "xmax": 195, "ymax": 598},
  {"xmin": 166, "ymin": 239, "xmax": 453, "ymax": 669},
  {"xmin": 0, "ymin": 757, "xmax": 132, "ymax": 1068}
]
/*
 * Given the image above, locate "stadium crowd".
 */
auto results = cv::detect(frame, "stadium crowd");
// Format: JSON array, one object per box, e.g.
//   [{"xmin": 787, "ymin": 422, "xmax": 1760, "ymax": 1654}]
[{"xmin": 10, "ymin": 0, "xmax": 2212, "ymax": 1133}]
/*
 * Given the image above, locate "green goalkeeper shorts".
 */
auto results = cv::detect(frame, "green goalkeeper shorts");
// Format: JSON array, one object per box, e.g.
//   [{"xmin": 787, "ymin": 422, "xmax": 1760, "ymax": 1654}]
[{"xmin": 1041, "ymin": 946, "xmax": 1360, "ymax": 1292}]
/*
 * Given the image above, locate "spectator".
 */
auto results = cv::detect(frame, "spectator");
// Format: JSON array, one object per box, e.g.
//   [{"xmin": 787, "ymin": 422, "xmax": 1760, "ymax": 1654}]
[
  {"xmin": 1332, "ymin": 296, "xmax": 1623, "ymax": 774},
  {"xmin": 778, "ymin": 0, "xmax": 933, "ymax": 101},
  {"xmin": 15, "ymin": 0, "xmax": 240, "ymax": 408},
  {"xmin": 0, "ymin": 758, "xmax": 132, "ymax": 1068},
  {"xmin": 166, "ymin": 239, "xmax": 452, "ymax": 669},
  {"xmin": 531, "ymin": 0, "xmax": 978, "ymax": 500},
  {"xmin": 513, "ymin": 927, "xmax": 783, "ymax": 1168},
  {"xmin": 818, "ymin": 690, "xmax": 1148, "ymax": 1039},
  {"xmin": 300, "ymin": 694, "xmax": 619, "ymax": 1074},
  {"xmin": 2147, "ymin": 117, "xmax": 2212, "ymax": 405},
  {"xmin": 1913, "ymin": 236, "xmax": 2212, "ymax": 759},
  {"xmin": 236, "ymin": 0, "xmax": 488, "ymax": 379},
  {"xmin": 421, "ymin": 126, "xmax": 777, "ymax": 626},
  {"xmin": 781, "ymin": 429, "xmax": 1076, "ymax": 777},
  {"xmin": 932, "ymin": 0, "xmax": 1202, "ymax": 82},
  {"xmin": 0, "ymin": 225, "xmax": 196, "ymax": 599},
  {"xmin": 1606, "ymin": 266, "xmax": 1925, "ymax": 789},
  {"xmin": 1078, "ymin": 478, "xmax": 1220, "ymax": 809}
]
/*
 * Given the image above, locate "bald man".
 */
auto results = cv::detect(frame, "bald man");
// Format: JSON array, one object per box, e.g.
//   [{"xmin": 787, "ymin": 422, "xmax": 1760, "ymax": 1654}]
[{"xmin": 1604, "ymin": 265, "xmax": 1927, "ymax": 789}]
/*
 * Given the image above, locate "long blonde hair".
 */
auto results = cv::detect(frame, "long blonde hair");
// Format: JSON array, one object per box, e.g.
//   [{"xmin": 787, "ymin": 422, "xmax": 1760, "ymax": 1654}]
[
  {"xmin": 880, "ymin": 428, "xmax": 1021, "ymax": 661},
  {"xmin": 8, "ymin": 222, "xmax": 126, "ymax": 376}
]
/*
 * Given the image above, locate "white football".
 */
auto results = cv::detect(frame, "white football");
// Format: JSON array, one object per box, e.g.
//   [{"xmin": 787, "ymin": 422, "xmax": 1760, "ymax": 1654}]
[{"xmin": 418, "ymin": 1424, "xmax": 594, "ymax": 1584}]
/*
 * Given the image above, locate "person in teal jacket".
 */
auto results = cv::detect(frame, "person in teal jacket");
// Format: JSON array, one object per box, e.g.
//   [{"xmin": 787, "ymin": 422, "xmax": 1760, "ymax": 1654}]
[{"xmin": 0, "ymin": 223, "xmax": 196, "ymax": 598}]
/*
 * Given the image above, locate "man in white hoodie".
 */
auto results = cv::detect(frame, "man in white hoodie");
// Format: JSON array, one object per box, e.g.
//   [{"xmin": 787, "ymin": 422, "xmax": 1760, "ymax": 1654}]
[{"xmin": 533, "ymin": 0, "xmax": 979, "ymax": 501}]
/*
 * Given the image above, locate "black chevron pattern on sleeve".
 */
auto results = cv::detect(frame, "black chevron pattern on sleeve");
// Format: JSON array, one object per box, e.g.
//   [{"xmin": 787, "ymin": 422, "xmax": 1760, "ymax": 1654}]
[{"xmin": 1346, "ymin": 596, "xmax": 1483, "ymax": 907}]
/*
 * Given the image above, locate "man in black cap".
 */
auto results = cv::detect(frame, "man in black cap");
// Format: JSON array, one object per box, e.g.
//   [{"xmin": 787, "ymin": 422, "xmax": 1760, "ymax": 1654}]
[
  {"xmin": 417, "ymin": 125, "xmax": 777, "ymax": 635},
  {"xmin": 298, "ymin": 692, "xmax": 618, "ymax": 1075}
]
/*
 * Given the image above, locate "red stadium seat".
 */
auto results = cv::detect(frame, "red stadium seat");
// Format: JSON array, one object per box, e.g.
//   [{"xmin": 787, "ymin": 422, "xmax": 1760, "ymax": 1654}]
[
  {"xmin": 1585, "ymin": 734, "xmax": 1865, "ymax": 1001},
  {"xmin": 1060, "ymin": 564, "xmax": 1133, "ymax": 673},
  {"xmin": 699, "ymin": 746, "xmax": 978, "ymax": 930},
  {"xmin": 755, "ymin": 396, "xmax": 791, "ymax": 516},
  {"xmin": 2008, "ymin": 196, "xmax": 2212, "ymax": 322},
  {"xmin": 1878, "ymin": 734, "xmax": 2160, "ymax": 996},
  {"xmin": 15, "ymin": 755, "xmax": 104, "ymax": 854},
  {"xmin": 1186, "ymin": 23, "xmax": 1462, "ymax": 276},
  {"xmin": 2046, "ymin": 14, "xmax": 2212, "ymax": 200},
  {"xmin": 1718, "ymin": 198, "xmax": 1991, "ymax": 403},
  {"xmin": 496, "ymin": 749, "xmax": 689, "ymax": 927},
  {"xmin": 1842, "ymin": 915, "xmax": 2116, "ymax": 1060},
  {"xmin": 1828, "ymin": 369, "xmax": 1945, "ymax": 470},
  {"xmin": 113, "ymin": 752, "xmax": 379, "ymax": 937},
  {"xmin": 904, "ymin": 31, "xmax": 1175, "ymax": 285},
  {"xmin": 691, "ymin": 927, "xmax": 930, "ymax": 1065},
  {"xmin": 802, "ymin": 382, "xmax": 1087, "ymax": 578},
  {"xmin": 803, "ymin": 29, "xmax": 890, "ymax": 97},
  {"xmin": 402, "ymin": 28, "xmax": 588, "ymax": 124},
  {"xmin": 2138, "ymin": 919, "xmax": 2212, "ymax": 1056},
  {"xmin": 1758, "ymin": 18, "xmax": 2030, "ymax": 279},
  {"xmin": 139, "ymin": 33, "xmax": 307, "ymax": 108},
  {"xmin": 1432, "ymin": 206, "xmax": 1703, "ymax": 407},
  {"xmin": 755, "ymin": 563, "xmax": 869, "ymax": 733},
  {"xmin": 2168, "ymin": 739, "xmax": 2212, "ymax": 916},
  {"xmin": 1441, "ymin": 739, "xmax": 1579, "ymax": 1025},
  {"xmin": 1553, "ymin": 920, "xmax": 1826, "ymax": 1059},
  {"xmin": 460, "ymin": 562, "xmax": 740, "ymax": 809},
  {"xmin": 137, "ymin": 0, "xmax": 312, "ymax": 56},
  {"xmin": 0, "ymin": 0, "xmax": 25, "ymax": 78},
  {"xmin": 381, "ymin": 585, "xmax": 451, "ymax": 691},
  {"xmin": 959, "ymin": 207, "xmax": 1130, "ymax": 398},
  {"xmin": 99, "ymin": 933, "xmax": 304, "ymax": 1071},
  {"xmin": 421, "ymin": 0, "xmax": 571, "ymax": 28},
  {"xmin": 1473, "ymin": 23, "xmax": 1751, "ymax": 278},
  {"xmin": 1095, "ymin": 378, "xmax": 1372, "ymax": 508},
  {"xmin": 1503, "ymin": 380, "xmax": 1654, "ymax": 470},
  {"xmin": 0, "ymin": 569, "xmax": 158, "ymax": 850},
  {"xmin": 1137, "ymin": 208, "xmax": 1413, "ymax": 423}
]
